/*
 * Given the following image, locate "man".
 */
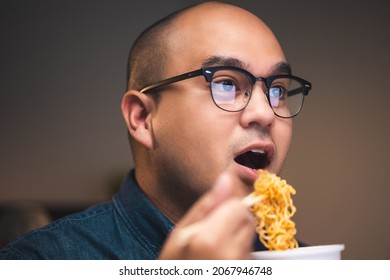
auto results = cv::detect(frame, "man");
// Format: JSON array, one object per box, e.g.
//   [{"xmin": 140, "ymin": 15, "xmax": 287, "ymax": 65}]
[{"xmin": 0, "ymin": 1, "xmax": 311, "ymax": 259}]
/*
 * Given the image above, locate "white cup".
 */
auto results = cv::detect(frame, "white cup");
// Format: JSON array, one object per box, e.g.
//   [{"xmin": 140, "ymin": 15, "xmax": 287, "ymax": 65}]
[{"xmin": 251, "ymin": 244, "xmax": 345, "ymax": 260}]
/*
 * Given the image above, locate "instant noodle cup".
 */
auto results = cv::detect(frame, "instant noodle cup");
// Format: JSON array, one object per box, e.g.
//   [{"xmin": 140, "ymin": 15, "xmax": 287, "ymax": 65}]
[{"xmin": 251, "ymin": 244, "xmax": 345, "ymax": 260}]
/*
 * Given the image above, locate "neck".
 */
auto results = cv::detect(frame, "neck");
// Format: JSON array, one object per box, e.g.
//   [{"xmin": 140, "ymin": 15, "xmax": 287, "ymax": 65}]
[
  {"xmin": 145, "ymin": 192, "xmax": 182, "ymax": 224},
  {"xmin": 134, "ymin": 168, "xmax": 191, "ymax": 224}
]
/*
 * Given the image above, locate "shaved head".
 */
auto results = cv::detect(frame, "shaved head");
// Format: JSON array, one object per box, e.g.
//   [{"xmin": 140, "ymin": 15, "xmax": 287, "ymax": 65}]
[
  {"xmin": 127, "ymin": 9, "xmax": 178, "ymax": 91},
  {"xmin": 126, "ymin": 1, "xmax": 261, "ymax": 92}
]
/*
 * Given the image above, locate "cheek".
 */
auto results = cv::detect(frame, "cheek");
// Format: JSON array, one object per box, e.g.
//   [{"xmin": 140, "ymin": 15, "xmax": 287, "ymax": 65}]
[
  {"xmin": 272, "ymin": 119, "xmax": 293, "ymax": 168},
  {"xmin": 153, "ymin": 95, "xmax": 228, "ymax": 173},
  {"xmin": 153, "ymin": 111, "xmax": 232, "ymax": 198},
  {"xmin": 154, "ymin": 88, "xmax": 230, "ymax": 153}
]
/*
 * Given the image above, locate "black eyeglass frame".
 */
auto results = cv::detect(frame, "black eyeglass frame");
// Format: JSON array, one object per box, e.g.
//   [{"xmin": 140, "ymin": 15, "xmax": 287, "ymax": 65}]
[{"xmin": 139, "ymin": 66, "xmax": 312, "ymax": 118}]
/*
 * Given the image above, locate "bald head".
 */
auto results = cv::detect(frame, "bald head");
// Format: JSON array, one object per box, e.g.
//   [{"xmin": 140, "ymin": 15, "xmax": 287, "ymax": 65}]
[
  {"xmin": 126, "ymin": 7, "xmax": 178, "ymax": 91},
  {"xmin": 126, "ymin": 2, "xmax": 280, "ymax": 91}
]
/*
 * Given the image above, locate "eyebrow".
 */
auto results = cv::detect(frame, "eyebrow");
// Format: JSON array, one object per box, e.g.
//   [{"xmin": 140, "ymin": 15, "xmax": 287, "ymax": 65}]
[
  {"xmin": 273, "ymin": 62, "xmax": 292, "ymax": 75},
  {"xmin": 201, "ymin": 56, "xmax": 248, "ymax": 69},
  {"xmin": 201, "ymin": 55, "xmax": 292, "ymax": 76}
]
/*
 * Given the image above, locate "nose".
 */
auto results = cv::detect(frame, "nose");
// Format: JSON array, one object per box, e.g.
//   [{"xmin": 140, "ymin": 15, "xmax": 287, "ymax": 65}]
[{"xmin": 239, "ymin": 84, "xmax": 275, "ymax": 128}]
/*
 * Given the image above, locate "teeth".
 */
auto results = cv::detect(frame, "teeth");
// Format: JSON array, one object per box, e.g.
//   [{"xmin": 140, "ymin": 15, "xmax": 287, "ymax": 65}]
[{"xmin": 251, "ymin": 149, "xmax": 265, "ymax": 154}]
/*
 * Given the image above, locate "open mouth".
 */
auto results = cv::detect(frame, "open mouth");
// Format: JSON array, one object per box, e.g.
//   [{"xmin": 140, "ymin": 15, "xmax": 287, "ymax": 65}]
[{"xmin": 234, "ymin": 149, "xmax": 271, "ymax": 170}]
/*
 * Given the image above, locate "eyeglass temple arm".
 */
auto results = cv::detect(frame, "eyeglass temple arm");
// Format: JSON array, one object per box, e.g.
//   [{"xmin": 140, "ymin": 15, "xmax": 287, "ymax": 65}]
[
  {"xmin": 287, "ymin": 83, "xmax": 311, "ymax": 97},
  {"xmin": 140, "ymin": 69, "xmax": 203, "ymax": 93}
]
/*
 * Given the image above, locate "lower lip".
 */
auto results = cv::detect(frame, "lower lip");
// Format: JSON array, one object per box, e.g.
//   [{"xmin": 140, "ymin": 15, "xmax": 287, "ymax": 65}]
[{"xmin": 234, "ymin": 162, "xmax": 260, "ymax": 184}]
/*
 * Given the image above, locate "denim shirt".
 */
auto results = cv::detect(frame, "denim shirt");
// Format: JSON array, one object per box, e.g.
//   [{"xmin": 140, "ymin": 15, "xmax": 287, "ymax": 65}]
[
  {"xmin": 0, "ymin": 170, "xmax": 174, "ymax": 259},
  {"xmin": 0, "ymin": 170, "xmax": 270, "ymax": 259}
]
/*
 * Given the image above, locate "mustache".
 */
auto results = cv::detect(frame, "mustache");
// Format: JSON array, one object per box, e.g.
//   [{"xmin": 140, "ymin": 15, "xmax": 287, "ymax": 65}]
[{"xmin": 229, "ymin": 127, "xmax": 274, "ymax": 156}]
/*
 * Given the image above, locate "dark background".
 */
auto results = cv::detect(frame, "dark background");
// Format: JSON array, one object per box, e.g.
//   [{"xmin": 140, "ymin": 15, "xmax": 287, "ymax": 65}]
[{"xmin": 1, "ymin": 0, "xmax": 389, "ymax": 259}]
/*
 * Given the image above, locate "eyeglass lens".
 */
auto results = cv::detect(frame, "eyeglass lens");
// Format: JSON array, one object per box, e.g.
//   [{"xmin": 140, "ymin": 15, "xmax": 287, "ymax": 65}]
[{"xmin": 210, "ymin": 69, "xmax": 305, "ymax": 117}]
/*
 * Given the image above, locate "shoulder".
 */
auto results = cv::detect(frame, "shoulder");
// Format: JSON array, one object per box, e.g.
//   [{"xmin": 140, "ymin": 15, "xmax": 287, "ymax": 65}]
[{"xmin": 0, "ymin": 202, "xmax": 120, "ymax": 259}]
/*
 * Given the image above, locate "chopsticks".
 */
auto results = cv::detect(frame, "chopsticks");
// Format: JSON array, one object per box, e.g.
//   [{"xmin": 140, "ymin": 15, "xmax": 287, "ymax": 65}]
[
  {"xmin": 176, "ymin": 192, "xmax": 262, "ymax": 246},
  {"xmin": 241, "ymin": 192, "xmax": 262, "ymax": 208}
]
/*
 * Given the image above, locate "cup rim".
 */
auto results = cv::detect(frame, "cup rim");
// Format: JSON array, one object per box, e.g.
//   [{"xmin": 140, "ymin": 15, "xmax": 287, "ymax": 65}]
[{"xmin": 251, "ymin": 244, "xmax": 345, "ymax": 259}]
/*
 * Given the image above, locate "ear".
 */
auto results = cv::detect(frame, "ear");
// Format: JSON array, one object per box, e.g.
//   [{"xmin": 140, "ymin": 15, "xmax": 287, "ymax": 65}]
[{"xmin": 121, "ymin": 90, "xmax": 154, "ymax": 149}]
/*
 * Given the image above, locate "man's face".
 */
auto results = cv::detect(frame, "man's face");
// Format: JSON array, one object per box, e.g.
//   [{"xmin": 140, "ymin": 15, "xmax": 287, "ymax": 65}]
[{"xmin": 149, "ymin": 5, "xmax": 292, "ymax": 203}]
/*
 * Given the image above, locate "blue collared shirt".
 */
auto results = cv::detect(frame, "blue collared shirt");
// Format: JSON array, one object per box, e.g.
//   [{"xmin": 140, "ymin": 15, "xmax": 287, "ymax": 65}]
[
  {"xmin": 0, "ymin": 170, "xmax": 269, "ymax": 259},
  {"xmin": 0, "ymin": 170, "xmax": 174, "ymax": 259}
]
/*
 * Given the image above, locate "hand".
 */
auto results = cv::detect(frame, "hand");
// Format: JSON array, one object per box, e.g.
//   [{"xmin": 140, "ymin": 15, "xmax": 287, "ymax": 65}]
[{"xmin": 159, "ymin": 173, "xmax": 255, "ymax": 259}]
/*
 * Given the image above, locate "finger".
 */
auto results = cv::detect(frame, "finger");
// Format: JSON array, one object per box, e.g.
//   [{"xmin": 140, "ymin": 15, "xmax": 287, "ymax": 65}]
[{"xmin": 187, "ymin": 200, "xmax": 255, "ymax": 259}]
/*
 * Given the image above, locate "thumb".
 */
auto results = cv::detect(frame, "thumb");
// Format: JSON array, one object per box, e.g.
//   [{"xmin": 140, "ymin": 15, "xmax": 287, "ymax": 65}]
[{"xmin": 209, "ymin": 172, "xmax": 234, "ymax": 206}]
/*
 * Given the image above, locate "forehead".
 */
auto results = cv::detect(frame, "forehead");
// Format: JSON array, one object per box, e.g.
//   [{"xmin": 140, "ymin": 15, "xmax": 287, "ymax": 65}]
[
  {"xmin": 166, "ymin": 4, "xmax": 286, "ymax": 76},
  {"xmin": 201, "ymin": 56, "xmax": 291, "ymax": 76}
]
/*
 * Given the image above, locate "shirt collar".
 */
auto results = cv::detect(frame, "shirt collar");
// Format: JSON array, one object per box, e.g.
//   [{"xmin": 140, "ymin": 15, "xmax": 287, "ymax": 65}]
[{"xmin": 113, "ymin": 170, "xmax": 174, "ymax": 258}]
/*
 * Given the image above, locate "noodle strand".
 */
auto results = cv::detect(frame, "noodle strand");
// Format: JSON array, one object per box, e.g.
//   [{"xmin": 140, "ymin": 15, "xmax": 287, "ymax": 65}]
[{"xmin": 252, "ymin": 170, "xmax": 298, "ymax": 250}]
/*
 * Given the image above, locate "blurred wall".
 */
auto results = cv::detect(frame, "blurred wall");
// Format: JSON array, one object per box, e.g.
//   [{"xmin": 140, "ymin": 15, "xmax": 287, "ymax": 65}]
[{"xmin": 0, "ymin": 0, "xmax": 389, "ymax": 259}]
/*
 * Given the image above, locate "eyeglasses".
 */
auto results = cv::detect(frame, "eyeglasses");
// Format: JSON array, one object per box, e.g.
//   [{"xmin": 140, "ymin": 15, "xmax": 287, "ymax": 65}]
[{"xmin": 140, "ymin": 66, "xmax": 312, "ymax": 118}]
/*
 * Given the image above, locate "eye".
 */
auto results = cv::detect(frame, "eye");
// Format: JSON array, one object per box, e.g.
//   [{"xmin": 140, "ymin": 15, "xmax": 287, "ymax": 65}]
[
  {"xmin": 213, "ymin": 79, "xmax": 237, "ymax": 92},
  {"xmin": 269, "ymin": 86, "xmax": 286, "ymax": 99},
  {"xmin": 211, "ymin": 78, "xmax": 239, "ymax": 106},
  {"xmin": 268, "ymin": 86, "xmax": 288, "ymax": 108},
  {"xmin": 221, "ymin": 80, "xmax": 235, "ymax": 91}
]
